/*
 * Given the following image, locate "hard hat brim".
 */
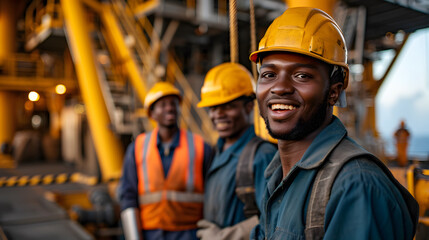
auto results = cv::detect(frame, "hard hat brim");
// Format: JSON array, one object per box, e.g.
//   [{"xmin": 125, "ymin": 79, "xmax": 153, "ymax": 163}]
[{"xmin": 197, "ymin": 93, "xmax": 253, "ymax": 108}]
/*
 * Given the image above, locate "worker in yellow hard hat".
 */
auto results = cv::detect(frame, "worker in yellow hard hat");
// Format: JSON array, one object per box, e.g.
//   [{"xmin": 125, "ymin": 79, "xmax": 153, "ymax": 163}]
[
  {"xmin": 118, "ymin": 81, "xmax": 213, "ymax": 240},
  {"xmin": 249, "ymin": 7, "xmax": 418, "ymax": 239},
  {"xmin": 196, "ymin": 63, "xmax": 277, "ymax": 240},
  {"xmin": 394, "ymin": 120, "xmax": 411, "ymax": 167}
]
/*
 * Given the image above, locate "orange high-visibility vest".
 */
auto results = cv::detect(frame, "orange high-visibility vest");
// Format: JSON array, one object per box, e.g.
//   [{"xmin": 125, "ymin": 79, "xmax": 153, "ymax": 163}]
[{"xmin": 134, "ymin": 128, "xmax": 205, "ymax": 231}]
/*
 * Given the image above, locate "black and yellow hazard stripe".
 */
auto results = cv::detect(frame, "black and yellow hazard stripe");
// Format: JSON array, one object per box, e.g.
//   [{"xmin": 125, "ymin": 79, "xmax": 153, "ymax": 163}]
[{"xmin": 0, "ymin": 173, "xmax": 101, "ymax": 187}]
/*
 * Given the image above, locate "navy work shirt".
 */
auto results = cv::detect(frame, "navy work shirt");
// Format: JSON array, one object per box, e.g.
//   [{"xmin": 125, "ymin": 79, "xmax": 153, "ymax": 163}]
[{"xmin": 251, "ymin": 117, "xmax": 418, "ymax": 240}]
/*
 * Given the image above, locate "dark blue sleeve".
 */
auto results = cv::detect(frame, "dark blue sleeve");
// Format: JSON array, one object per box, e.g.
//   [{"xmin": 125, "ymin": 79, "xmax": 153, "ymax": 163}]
[
  {"xmin": 250, "ymin": 222, "xmax": 265, "ymax": 240},
  {"xmin": 251, "ymin": 185, "xmax": 269, "ymax": 240},
  {"xmin": 253, "ymin": 142, "xmax": 277, "ymax": 210},
  {"xmin": 202, "ymin": 142, "xmax": 214, "ymax": 180},
  {"xmin": 118, "ymin": 142, "xmax": 139, "ymax": 211},
  {"xmin": 324, "ymin": 159, "xmax": 416, "ymax": 240}
]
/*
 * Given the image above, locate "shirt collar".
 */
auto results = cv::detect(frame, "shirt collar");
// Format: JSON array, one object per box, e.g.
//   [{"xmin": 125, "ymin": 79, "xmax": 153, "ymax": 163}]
[
  {"xmin": 264, "ymin": 151, "xmax": 281, "ymax": 179},
  {"xmin": 264, "ymin": 117, "xmax": 347, "ymax": 179},
  {"xmin": 156, "ymin": 128, "xmax": 181, "ymax": 149},
  {"xmin": 298, "ymin": 116, "xmax": 347, "ymax": 169},
  {"xmin": 216, "ymin": 125, "xmax": 255, "ymax": 154}
]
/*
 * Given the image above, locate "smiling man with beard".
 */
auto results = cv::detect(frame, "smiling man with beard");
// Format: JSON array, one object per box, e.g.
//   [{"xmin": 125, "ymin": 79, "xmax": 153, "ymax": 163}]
[
  {"xmin": 249, "ymin": 7, "xmax": 418, "ymax": 240},
  {"xmin": 196, "ymin": 63, "xmax": 277, "ymax": 240},
  {"xmin": 118, "ymin": 82, "xmax": 213, "ymax": 240}
]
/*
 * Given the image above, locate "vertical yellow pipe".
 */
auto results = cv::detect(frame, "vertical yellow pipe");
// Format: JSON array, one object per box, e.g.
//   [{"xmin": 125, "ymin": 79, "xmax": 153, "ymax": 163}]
[
  {"xmin": 0, "ymin": 92, "xmax": 15, "ymax": 146},
  {"xmin": 100, "ymin": 6, "xmax": 147, "ymax": 104},
  {"xmin": 0, "ymin": 0, "xmax": 15, "ymax": 65},
  {"xmin": 61, "ymin": 0, "xmax": 123, "ymax": 181},
  {"xmin": 0, "ymin": 0, "xmax": 16, "ymax": 165},
  {"xmin": 285, "ymin": 0, "xmax": 337, "ymax": 15},
  {"xmin": 47, "ymin": 93, "xmax": 64, "ymax": 139}
]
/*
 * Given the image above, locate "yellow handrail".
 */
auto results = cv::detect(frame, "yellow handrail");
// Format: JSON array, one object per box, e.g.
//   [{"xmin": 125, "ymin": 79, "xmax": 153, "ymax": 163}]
[{"xmin": 112, "ymin": 0, "xmax": 216, "ymax": 143}]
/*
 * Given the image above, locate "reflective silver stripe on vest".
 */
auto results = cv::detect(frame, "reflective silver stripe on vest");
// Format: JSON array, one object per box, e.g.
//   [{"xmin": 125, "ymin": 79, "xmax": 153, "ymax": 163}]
[
  {"xmin": 139, "ymin": 191, "xmax": 204, "ymax": 204},
  {"xmin": 186, "ymin": 131, "xmax": 195, "ymax": 192},
  {"xmin": 141, "ymin": 132, "xmax": 152, "ymax": 192}
]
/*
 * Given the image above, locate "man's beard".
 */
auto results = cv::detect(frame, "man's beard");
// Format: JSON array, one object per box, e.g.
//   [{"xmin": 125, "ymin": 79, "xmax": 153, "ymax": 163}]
[{"xmin": 264, "ymin": 93, "xmax": 329, "ymax": 141}]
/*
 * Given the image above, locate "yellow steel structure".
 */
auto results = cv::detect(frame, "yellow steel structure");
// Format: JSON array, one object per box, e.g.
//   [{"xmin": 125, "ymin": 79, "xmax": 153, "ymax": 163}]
[
  {"xmin": 0, "ymin": 0, "xmax": 17, "ymax": 167},
  {"xmin": 407, "ymin": 164, "xmax": 429, "ymax": 226},
  {"xmin": 0, "ymin": 0, "xmax": 16, "ymax": 65},
  {"xmin": 360, "ymin": 35, "xmax": 409, "ymax": 141},
  {"xmin": 130, "ymin": 0, "xmax": 160, "ymax": 17},
  {"xmin": 0, "ymin": 92, "xmax": 16, "ymax": 163},
  {"xmin": 100, "ymin": 4, "xmax": 148, "ymax": 104},
  {"xmin": 61, "ymin": 0, "xmax": 123, "ymax": 181}
]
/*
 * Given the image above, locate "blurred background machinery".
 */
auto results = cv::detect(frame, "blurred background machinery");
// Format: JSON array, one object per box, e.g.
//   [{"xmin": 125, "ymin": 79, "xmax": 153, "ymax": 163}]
[{"xmin": 0, "ymin": 0, "xmax": 428, "ymax": 239}]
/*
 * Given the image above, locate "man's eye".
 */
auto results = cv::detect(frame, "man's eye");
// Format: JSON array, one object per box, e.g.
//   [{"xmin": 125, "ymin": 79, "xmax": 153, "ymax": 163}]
[
  {"xmin": 259, "ymin": 72, "xmax": 276, "ymax": 80},
  {"xmin": 294, "ymin": 73, "xmax": 311, "ymax": 80},
  {"xmin": 223, "ymin": 103, "xmax": 234, "ymax": 110}
]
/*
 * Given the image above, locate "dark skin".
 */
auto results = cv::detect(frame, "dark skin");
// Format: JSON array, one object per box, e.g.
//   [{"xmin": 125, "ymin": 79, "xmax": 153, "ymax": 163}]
[
  {"xmin": 148, "ymin": 95, "xmax": 181, "ymax": 143},
  {"xmin": 256, "ymin": 52, "xmax": 343, "ymax": 177},
  {"xmin": 208, "ymin": 98, "xmax": 254, "ymax": 151}
]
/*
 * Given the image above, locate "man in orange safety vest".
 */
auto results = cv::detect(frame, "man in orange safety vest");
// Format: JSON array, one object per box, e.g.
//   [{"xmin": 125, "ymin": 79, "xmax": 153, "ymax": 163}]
[{"xmin": 118, "ymin": 81, "xmax": 213, "ymax": 240}]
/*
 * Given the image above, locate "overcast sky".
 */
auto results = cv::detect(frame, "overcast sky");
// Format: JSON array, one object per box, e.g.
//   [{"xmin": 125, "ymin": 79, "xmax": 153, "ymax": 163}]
[{"xmin": 375, "ymin": 28, "xmax": 429, "ymax": 138}]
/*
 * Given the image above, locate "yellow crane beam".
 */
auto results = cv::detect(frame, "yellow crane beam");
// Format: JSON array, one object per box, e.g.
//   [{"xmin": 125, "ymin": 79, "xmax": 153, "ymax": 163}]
[{"xmin": 61, "ymin": 0, "xmax": 123, "ymax": 181}]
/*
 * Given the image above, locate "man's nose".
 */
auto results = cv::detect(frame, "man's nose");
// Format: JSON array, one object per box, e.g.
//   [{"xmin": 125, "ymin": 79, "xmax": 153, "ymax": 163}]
[{"xmin": 270, "ymin": 75, "xmax": 294, "ymax": 96}]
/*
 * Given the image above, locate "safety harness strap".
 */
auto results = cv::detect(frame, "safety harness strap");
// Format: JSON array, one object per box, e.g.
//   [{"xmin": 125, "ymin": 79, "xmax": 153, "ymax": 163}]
[
  {"xmin": 235, "ymin": 136, "xmax": 265, "ymax": 218},
  {"xmin": 305, "ymin": 137, "xmax": 418, "ymax": 239}
]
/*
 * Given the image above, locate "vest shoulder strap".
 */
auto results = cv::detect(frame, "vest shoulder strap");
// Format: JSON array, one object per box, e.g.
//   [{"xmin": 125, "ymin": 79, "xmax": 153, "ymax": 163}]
[
  {"xmin": 235, "ymin": 136, "xmax": 265, "ymax": 218},
  {"xmin": 305, "ymin": 137, "xmax": 418, "ymax": 240}
]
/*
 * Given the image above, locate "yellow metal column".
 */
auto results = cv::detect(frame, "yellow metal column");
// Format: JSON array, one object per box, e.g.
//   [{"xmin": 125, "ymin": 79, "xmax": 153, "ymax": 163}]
[
  {"xmin": 0, "ymin": 0, "xmax": 17, "ymax": 167},
  {"xmin": 0, "ymin": 0, "xmax": 15, "ymax": 65},
  {"xmin": 0, "ymin": 92, "xmax": 15, "ymax": 159},
  {"xmin": 100, "ymin": 6, "xmax": 147, "ymax": 104},
  {"xmin": 47, "ymin": 93, "xmax": 65, "ymax": 139},
  {"xmin": 61, "ymin": 0, "xmax": 123, "ymax": 181}
]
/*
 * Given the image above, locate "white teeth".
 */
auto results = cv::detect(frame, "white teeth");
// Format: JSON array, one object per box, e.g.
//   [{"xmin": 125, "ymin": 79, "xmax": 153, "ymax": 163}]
[
  {"xmin": 216, "ymin": 122, "xmax": 228, "ymax": 128},
  {"xmin": 271, "ymin": 104, "xmax": 296, "ymax": 110}
]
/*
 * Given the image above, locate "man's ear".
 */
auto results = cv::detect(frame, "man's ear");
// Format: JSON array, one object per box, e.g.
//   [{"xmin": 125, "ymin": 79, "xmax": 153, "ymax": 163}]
[{"xmin": 328, "ymin": 82, "xmax": 344, "ymax": 106}]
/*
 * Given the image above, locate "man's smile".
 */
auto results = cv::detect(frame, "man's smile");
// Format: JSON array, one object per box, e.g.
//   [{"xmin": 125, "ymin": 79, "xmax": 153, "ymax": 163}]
[
  {"xmin": 215, "ymin": 121, "xmax": 230, "ymax": 131},
  {"xmin": 270, "ymin": 103, "xmax": 297, "ymax": 111}
]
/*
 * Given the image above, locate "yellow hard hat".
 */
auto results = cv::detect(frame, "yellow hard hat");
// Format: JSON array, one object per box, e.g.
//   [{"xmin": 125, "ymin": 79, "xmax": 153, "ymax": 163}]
[
  {"xmin": 249, "ymin": 7, "xmax": 349, "ymax": 89},
  {"xmin": 197, "ymin": 63, "xmax": 255, "ymax": 108},
  {"xmin": 144, "ymin": 81, "xmax": 181, "ymax": 110}
]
